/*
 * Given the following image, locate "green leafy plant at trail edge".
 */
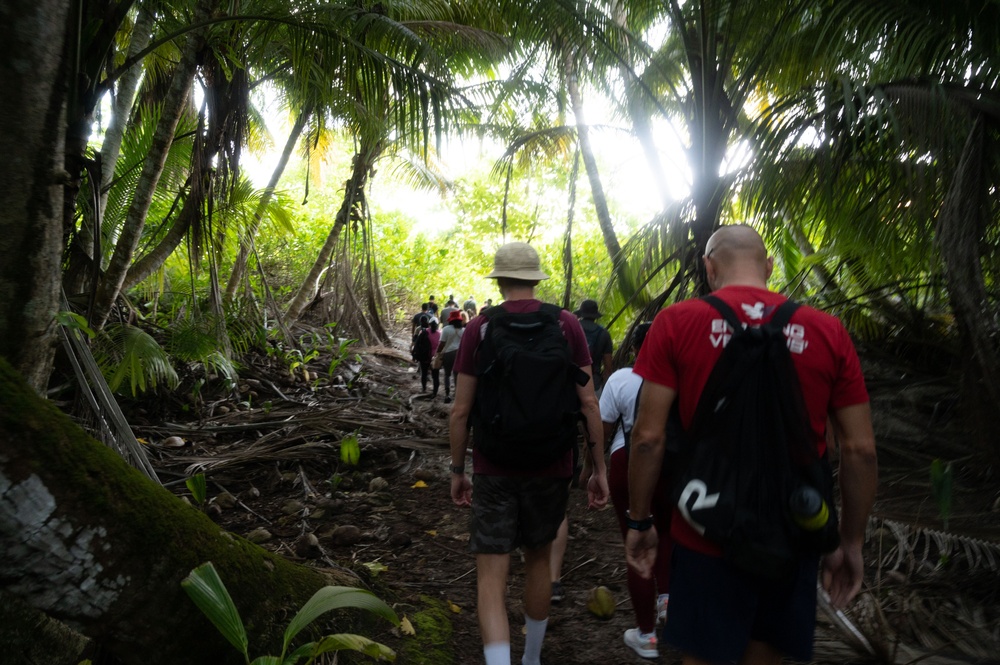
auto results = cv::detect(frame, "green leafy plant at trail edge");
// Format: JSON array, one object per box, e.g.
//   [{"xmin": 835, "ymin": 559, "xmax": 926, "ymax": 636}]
[
  {"xmin": 186, "ymin": 473, "xmax": 208, "ymax": 507},
  {"xmin": 182, "ymin": 562, "xmax": 399, "ymax": 664}
]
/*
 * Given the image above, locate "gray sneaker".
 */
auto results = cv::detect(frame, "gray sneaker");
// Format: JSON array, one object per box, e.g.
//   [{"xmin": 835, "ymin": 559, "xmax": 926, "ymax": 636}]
[{"xmin": 624, "ymin": 627, "xmax": 658, "ymax": 659}]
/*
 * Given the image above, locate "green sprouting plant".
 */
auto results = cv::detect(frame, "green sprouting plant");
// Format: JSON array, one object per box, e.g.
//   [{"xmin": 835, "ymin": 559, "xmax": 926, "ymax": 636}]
[
  {"xmin": 328, "ymin": 337, "xmax": 358, "ymax": 376},
  {"xmin": 930, "ymin": 459, "xmax": 953, "ymax": 531},
  {"xmin": 340, "ymin": 431, "xmax": 361, "ymax": 467},
  {"xmin": 186, "ymin": 473, "xmax": 208, "ymax": 507},
  {"xmin": 181, "ymin": 562, "xmax": 398, "ymax": 664}
]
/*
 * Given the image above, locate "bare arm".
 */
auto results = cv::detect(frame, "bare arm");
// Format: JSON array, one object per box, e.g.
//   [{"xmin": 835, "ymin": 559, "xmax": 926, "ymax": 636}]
[
  {"xmin": 601, "ymin": 352, "xmax": 613, "ymax": 380},
  {"xmin": 823, "ymin": 402, "xmax": 878, "ymax": 607},
  {"xmin": 625, "ymin": 380, "xmax": 675, "ymax": 578},
  {"xmin": 577, "ymin": 366, "xmax": 609, "ymax": 508},
  {"xmin": 448, "ymin": 373, "xmax": 476, "ymax": 506}
]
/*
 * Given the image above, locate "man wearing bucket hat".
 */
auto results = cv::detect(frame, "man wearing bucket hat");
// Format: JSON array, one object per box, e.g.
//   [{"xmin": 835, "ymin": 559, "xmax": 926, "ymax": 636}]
[
  {"xmin": 574, "ymin": 299, "xmax": 614, "ymax": 394},
  {"xmin": 448, "ymin": 241, "xmax": 609, "ymax": 665}
]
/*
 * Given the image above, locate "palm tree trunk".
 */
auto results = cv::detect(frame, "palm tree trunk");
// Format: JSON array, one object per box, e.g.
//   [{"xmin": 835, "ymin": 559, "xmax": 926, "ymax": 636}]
[
  {"xmin": 283, "ymin": 143, "xmax": 380, "ymax": 326},
  {"xmin": 90, "ymin": 0, "xmax": 216, "ymax": 330},
  {"xmin": 564, "ymin": 53, "xmax": 621, "ymax": 264},
  {"xmin": 225, "ymin": 104, "xmax": 312, "ymax": 300},
  {"xmin": 65, "ymin": 5, "xmax": 155, "ymax": 296},
  {"xmin": 0, "ymin": 359, "xmax": 360, "ymax": 665},
  {"xmin": 0, "ymin": 0, "xmax": 69, "ymax": 392},
  {"xmin": 121, "ymin": 194, "xmax": 197, "ymax": 290},
  {"xmin": 562, "ymin": 149, "xmax": 580, "ymax": 309},
  {"xmin": 935, "ymin": 117, "xmax": 1000, "ymax": 463},
  {"xmin": 611, "ymin": 0, "xmax": 672, "ymax": 210}
]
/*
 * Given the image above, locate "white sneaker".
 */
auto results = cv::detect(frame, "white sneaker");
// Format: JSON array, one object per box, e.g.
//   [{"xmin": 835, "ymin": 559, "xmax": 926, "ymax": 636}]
[
  {"xmin": 624, "ymin": 627, "xmax": 658, "ymax": 659},
  {"xmin": 656, "ymin": 594, "xmax": 669, "ymax": 623}
]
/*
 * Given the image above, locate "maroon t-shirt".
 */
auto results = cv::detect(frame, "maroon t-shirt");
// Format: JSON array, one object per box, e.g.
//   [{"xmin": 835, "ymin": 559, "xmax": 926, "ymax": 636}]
[{"xmin": 454, "ymin": 299, "xmax": 592, "ymax": 477}]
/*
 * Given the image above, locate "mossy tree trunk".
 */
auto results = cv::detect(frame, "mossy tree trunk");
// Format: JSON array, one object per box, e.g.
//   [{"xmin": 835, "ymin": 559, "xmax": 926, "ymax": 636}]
[{"xmin": 0, "ymin": 359, "xmax": 358, "ymax": 665}]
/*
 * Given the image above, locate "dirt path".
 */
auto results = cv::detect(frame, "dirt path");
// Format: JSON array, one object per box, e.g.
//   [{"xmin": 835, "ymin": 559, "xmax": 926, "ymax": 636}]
[{"xmin": 135, "ymin": 338, "xmax": 1000, "ymax": 664}]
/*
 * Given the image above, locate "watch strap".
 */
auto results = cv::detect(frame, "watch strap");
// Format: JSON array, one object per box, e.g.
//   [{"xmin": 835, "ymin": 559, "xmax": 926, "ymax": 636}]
[{"xmin": 625, "ymin": 511, "xmax": 654, "ymax": 531}]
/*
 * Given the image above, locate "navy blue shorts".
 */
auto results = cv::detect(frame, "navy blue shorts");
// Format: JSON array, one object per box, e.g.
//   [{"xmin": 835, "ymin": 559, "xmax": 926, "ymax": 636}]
[{"xmin": 663, "ymin": 545, "xmax": 819, "ymax": 662}]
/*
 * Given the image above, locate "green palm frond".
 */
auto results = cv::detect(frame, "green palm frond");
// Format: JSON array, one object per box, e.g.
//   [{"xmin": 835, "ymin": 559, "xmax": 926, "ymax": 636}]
[{"xmin": 94, "ymin": 323, "xmax": 180, "ymax": 396}]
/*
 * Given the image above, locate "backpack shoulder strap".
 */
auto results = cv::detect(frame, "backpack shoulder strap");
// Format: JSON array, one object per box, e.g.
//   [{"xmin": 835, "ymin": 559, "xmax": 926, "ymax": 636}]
[
  {"xmin": 767, "ymin": 299, "xmax": 800, "ymax": 331},
  {"xmin": 702, "ymin": 295, "xmax": 742, "ymax": 332},
  {"xmin": 538, "ymin": 303, "xmax": 563, "ymax": 321}
]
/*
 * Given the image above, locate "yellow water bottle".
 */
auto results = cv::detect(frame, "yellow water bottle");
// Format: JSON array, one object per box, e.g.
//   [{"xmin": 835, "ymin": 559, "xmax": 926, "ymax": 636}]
[{"xmin": 789, "ymin": 486, "xmax": 829, "ymax": 531}]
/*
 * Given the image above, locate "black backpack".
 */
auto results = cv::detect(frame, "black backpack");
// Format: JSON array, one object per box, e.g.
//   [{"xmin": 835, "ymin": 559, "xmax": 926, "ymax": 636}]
[
  {"xmin": 673, "ymin": 296, "xmax": 839, "ymax": 579},
  {"xmin": 472, "ymin": 304, "xmax": 588, "ymax": 469},
  {"xmin": 413, "ymin": 328, "xmax": 431, "ymax": 361}
]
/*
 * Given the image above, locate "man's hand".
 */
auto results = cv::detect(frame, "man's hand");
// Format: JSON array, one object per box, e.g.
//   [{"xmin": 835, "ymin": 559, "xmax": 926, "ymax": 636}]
[
  {"xmin": 450, "ymin": 473, "xmax": 472, "ymax": 507},
  {"xmin": 821, "ymin": 542, "xmax": 864, "ymax": 608},
  {"xmin": 624, "ymin": 526, "xmax": 658, "ymax": 579},
  {"xmin": 586, "ymin": 470, "xmax": 609, "ymax": 509}
]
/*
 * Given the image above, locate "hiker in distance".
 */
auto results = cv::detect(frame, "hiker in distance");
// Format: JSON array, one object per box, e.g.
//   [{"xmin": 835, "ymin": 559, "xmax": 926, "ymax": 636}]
[
  {"xmin": 626, "ymin": 225, "xmax": 878, "ymax": 665},
  {"xmin": 449, "ymin": 241, "xmax": 609, "ymax": 665},
  {"xmin": 574, "ymin": 298, "xmax": 614, "ymax": 394}
]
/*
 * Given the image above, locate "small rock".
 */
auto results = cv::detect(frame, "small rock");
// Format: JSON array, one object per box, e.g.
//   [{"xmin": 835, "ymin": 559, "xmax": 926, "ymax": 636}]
[
  {"xmin": 280, "ymin": 472, "xmax": 298, "ymax": 483},
  {"xmin": 295, "ymin": 533, "xmax": 322, "ymax": 558},
  {"xmin": 214, "ymin": 492, "xmax": 237, "ymax": 509},
  {"xmin": 369, "ymin": 477, "xmax": 390, "ymax": 492},
  {"xmin": 413, "ymin": 469, "xmax": 437, "ymax": 482},
  {"xmin": 388, "ymin": 532, "xmax": 412, "ymax": 548},
  {"xmin": 281, "ymin": 499, "xmax": 305, "ymax": 515},
  {"xmin": 330, "ymin": 525, "xmax": 363, "ymax": 545},
  {"xmin": 162, "ymin": 436, "xmax": 186, "ymax": 448},
  {"xmin": 216, "ymin": 405, "xmax": 231, "ymax": 415},
  {"xmin": 317, "ymin": 497, "xmax": 345, "ymax": 512},
  {"xmin": 239, "ymin": 384, "xmax": 250, "ymax": 393},
  {"xmin": 246, "ymin": 528, "xmax": 272, "ymax": 544},
  {"xmin": 244, "ymin": 486, "xmax": 261, "ymax": 499},
  {"xmin": 206, "ymin": 504, "xmax": 223, "ymax": 519},
  {"xmin": 310, "ymin": 509, "xmax": 326, "ymax": 520}
]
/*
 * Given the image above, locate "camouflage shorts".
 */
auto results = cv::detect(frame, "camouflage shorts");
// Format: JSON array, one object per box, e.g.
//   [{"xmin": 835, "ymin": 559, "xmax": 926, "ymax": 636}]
[{"xmin": 468, "ymin": 474, "xmax": 570, "ymax": 554}]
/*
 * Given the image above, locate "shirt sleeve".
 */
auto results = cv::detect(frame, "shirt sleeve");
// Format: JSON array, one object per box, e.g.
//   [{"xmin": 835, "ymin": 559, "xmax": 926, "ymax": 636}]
[
  {"xmin": 633, "ymin": 308, "xmax": 679, "ymax": 389},
  {"xmin": 453, "ymin": 318, "xmax": 484, "ymax": 375},
  {"xmin": 560, "ymin": 311, "xmax": 593, "ymax": 367},
  {"xmin": 830, "ymin": 321, "xmax": 870, "ymax": 408}
]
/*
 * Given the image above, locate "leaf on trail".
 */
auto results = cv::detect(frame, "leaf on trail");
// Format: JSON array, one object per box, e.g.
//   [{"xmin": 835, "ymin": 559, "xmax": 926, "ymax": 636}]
[
  {"xmin": 399, "ymin": 616, "xmax": 416, "ymax": 636},
  {"xmin": 425, "ymin": 530, "xmax": 437, "ymax": 537},
  {"xmin": 363, "ymin": 561, "xmax": 388, "ymax": 575},
  {"xmin": 447, "ymin": 600, "xmax": 462, "ymax": 614},
  {"xmin": 136, "ymin": 437, "xmax": 149, "ymax": 445},
  {"xmin": 411, "ymin": 480, "xmax": 428, "ymax": 488}
]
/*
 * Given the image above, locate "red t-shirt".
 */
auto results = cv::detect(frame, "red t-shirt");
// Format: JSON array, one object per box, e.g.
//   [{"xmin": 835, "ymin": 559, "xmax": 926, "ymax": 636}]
[
  {"xmin": 633, "ymin": 285, "xmax": 869, "ymax": 554},
  {"xmin": 455, "ymin": 299, "xmax": 592, "ymax": 477}
]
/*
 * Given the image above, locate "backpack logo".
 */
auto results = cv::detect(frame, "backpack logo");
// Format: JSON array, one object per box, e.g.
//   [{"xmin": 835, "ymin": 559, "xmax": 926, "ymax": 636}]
[{"xmin": 677, "ymin": 479, "xmax": 720, "ymax": 536}]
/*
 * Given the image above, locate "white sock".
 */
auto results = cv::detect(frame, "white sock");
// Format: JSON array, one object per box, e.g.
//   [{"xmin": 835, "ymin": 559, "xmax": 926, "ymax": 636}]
[
  {"xmin": 484, "ymin": 642, "xmax": 510, "ymax": 665},
  {"xmin": 521, "ymin": 615, "xmax": 548, "ymax": 665}
]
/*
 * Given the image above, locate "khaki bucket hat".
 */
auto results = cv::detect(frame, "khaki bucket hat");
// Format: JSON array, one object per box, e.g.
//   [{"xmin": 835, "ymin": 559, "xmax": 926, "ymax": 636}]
[{"xmin": 485, "ymin": 242, "xmax": 550, "ymax": 280}]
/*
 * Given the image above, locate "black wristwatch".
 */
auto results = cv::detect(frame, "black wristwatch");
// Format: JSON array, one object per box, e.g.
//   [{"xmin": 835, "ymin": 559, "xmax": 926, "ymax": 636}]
[
  {"xmin": 450, "ymin": 464, "xmax": 465, "ymax": 475},
  {"xmin": 625, "ymin": 510, "xmax": 654, "ymax": 531}
]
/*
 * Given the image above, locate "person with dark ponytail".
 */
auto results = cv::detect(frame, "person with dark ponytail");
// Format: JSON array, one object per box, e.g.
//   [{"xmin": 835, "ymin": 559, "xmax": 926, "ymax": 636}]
[{"xmin": 595, "ymin": 322, "xmax": 672, "ymax": 658}]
